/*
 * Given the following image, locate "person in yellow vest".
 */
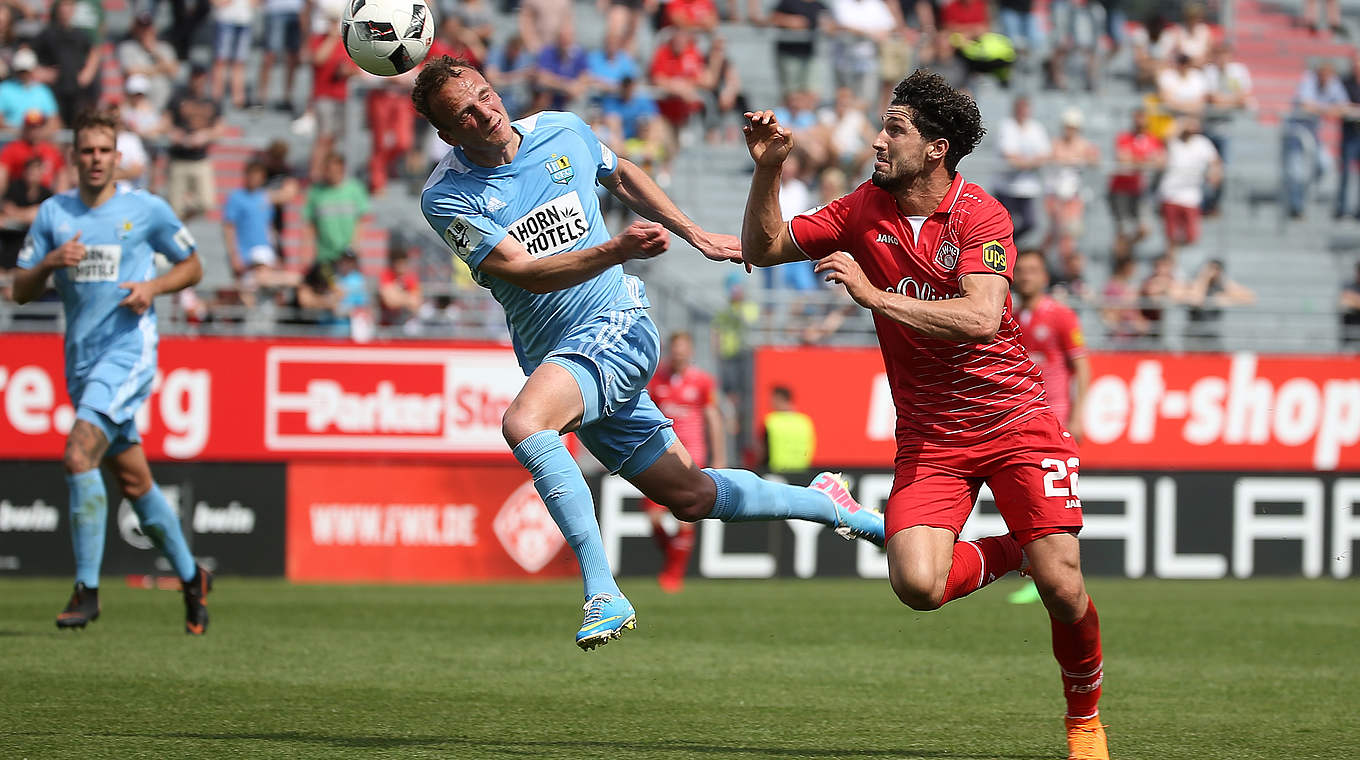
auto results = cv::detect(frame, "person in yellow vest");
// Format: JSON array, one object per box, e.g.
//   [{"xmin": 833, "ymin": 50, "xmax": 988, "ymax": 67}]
[{"xmin": 761, "ymin": 385, "xmax": 816, "ymax": 474}]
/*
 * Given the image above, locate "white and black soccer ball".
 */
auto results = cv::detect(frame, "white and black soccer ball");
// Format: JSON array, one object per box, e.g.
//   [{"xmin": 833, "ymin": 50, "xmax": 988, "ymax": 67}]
[{"xmin": 341, "ymin": 0, "xmax": 435, "ymax": 76}]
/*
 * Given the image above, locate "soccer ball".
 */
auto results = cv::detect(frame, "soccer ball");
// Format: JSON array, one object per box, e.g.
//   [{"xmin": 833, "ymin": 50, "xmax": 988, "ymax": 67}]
[{"xmin": 341, "ymin": 0, "xmax": 435, "ymax": 76}]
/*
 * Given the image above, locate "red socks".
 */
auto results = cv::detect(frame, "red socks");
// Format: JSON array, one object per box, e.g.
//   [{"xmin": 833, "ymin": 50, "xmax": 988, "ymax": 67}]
[
  {"xmin": 1051, "ymin": 596, "xmax": 1103, "ymax": 719},
  {"xmin": 939, "ymin": 534, "xmax": 1023, "ymax": 604}
]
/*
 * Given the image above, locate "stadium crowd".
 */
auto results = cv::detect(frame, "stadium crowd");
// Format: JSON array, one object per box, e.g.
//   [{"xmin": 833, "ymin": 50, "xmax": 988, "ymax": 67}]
[{"xmin": 0, "ymin": 0, "xmax": 1357, "ymax": 348}]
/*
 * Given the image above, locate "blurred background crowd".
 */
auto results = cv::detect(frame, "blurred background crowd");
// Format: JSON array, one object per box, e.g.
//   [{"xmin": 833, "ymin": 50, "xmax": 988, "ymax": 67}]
[{"xmin": 1, "ymin": 0, "xmax": 1359, "ymax": 421}]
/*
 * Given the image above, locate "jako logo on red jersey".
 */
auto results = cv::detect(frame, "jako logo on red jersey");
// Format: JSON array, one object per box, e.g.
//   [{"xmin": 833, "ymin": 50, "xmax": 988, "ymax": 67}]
[{"xmin": 264, "ymin": 346, "xmax": 526, "ymax": 454}]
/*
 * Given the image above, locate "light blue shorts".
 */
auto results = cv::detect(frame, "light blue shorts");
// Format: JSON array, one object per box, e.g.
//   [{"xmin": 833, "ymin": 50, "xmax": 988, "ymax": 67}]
[
  {"xmin": 543, "ymin": 308, "xmax": 677, "ymax": 478},
  {"xmin": 69, "ymin": 350, "xmax": 154, "ymax": 454}
]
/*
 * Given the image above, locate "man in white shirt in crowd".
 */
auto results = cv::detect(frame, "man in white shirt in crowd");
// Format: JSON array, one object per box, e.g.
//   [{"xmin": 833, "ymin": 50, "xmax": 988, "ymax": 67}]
[
  {"xmin": 995, "ymin": 94, "xmax": 1050, "ymax": 244},
  {"xmin": 1158, "ymin": 116, "xmax": 1221, "ymax": 257}
]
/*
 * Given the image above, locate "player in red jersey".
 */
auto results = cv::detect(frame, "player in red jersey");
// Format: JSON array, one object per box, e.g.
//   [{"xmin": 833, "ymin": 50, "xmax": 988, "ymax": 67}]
[
  {"xmin": 1009, "ymin": 248, "xmax": 1091, "ymax": 606},
  {"xmin": 643, "ymin": 331, "xmax": 727, "ymax": 592},
  {"xmin": 739, "ymin": 70, "xmax": 1110, "ymax": 760}
]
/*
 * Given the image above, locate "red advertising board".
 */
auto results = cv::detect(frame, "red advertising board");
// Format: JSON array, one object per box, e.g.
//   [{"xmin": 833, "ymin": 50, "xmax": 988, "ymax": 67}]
[
  {"xmin": 0, "ymin": 334, "xmax": 524, "ymax": 461},
  {"xmin": 755, "ymin": 348, "xmax": 1360, "ymax": 472},
  {"xmin": 286, "ymin": 461, "xmax": 578, "ymax": 582}
]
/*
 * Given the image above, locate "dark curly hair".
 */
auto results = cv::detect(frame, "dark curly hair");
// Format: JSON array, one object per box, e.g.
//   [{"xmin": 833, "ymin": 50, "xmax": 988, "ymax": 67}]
[
  {"xmin": 889, "ymin": 70, "xmax": 985, "ymax": 172},
  {"xmin": 410, "ymin": 55, "xmax": 475, "ymax": 130}
]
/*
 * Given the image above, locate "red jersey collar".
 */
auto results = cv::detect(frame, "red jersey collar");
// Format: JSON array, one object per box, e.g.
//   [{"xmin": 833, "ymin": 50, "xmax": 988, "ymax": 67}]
[{"xmin": 932, "ymin": 172, "xmax": 966, "ymax": 216}]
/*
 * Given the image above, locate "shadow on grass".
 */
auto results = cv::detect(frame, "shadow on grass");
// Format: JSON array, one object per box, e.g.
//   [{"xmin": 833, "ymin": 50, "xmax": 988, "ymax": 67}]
[{"xmin": 17, "ymin": 730, "xmax": 1049, "ymax": 759}]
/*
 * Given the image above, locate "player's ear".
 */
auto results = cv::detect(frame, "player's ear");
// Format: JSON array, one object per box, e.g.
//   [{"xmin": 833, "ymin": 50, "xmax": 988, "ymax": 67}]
[
  {"xmin": 927, "ymin": 137, "xmax": 949, "ymax": 162},
  {"xmin": 437, "ymin": 128, "xmax": 461, "ymax": 148}
]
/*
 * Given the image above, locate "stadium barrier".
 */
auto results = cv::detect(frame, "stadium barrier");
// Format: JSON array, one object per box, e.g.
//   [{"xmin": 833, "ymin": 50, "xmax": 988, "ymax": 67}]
[{"xmin": 2, "ymin": 335, "xmax": 1357, "ymax": 580}]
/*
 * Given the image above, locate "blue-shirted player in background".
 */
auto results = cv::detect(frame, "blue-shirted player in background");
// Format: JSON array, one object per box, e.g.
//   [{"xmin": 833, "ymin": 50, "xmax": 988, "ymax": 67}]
[
  {"xmin": 11, "ymin": 109, "xmax": 213, "ymax": 634},
  {"xmin": 412, "ymin": 58, "xmax": 884, "ymax": 650}
]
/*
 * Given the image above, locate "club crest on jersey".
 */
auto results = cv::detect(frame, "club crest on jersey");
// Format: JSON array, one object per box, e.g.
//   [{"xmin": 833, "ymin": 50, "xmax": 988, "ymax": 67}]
[
  {"xmin": 117, "ymin": 220, "xmax": 133, "ymax": 240},
  {"xmin": 934, "ymin": 240, "xmax": 959, "ymax": 270},
  {"xmin": 545, "ymin": 154, "xmax": 574, "ymax": 184},
  {"xmin": 982, "ymin": 240, "xmax": 1008, "ymax": 273}
]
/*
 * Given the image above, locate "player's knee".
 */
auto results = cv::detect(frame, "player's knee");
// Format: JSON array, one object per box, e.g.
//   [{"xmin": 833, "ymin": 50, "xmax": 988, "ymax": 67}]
[
  {"xmin": 117, "ymin": 471, "xmax": 152, "ymax": 500},
  {"xmin": 1034, "ymin": 573, "xmax": 1086, "ymax": 622},
  {"xmin": 500, "ymin": 405, "xmax": 539, "ymax": 449},
  {"xmin": 62, "ymin": 446, "xmax": 96, "ymax": 475},
  {"xmin": 890, "ymin": 575, "xmax": 944, "ymax": 611}
]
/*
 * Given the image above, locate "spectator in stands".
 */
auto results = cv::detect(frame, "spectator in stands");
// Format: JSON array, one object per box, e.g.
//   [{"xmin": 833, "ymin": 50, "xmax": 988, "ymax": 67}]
[
  {"xmin": 256, "ymin": 139, "xmax": 295, "ymax": 258},
  {"xmin": 769, "ymin": 150, "xmax": 816, "ymax": 292},
  {"xmin": 1108, "ymin": 107, "xmax": 1163, "ymax": 256},
  {"xmin": 1047, "ymin": 0, "xmax": 1100, "ymax": 91},
  {"xmin": 608, "ymin": 78, "xmax": 674, "ymax": 185},
  {"xmin": 1050, "ymin": 246, "xmax": 1090, "ymax": 302},
  {"xmin": 287, "ymin": 260, "xmax": 343, "ymax": 331},
  {"xmin": 938, "ymin": 0, "xmax": 988, "ymax": 37},
  {"xmin": 1158, "ymin": 116, "xmax": 1220, "ymax": 255},
  {"xmin": 117, "ymin": 12, "xmax": 179, "ymax": 113},
  {"xmin": 223, "ymin": 161, "xmax": 301, "ymax": 303},
  {"xmin": 1338, "ymin": 47, "xmax": 1360, "ymax": 219},
  {"xmin": 1160, "ymin": 1, "xmax": 1213, "ymax": 66},
  {"xmin": 334, "ymin": 250, "xmax": 375, "ymax": 340},
  {"xmin": 602, "ymin": 75, "xmax": 660, "ymax": 141},
  {"xmin": 1044, "ymin": 107, "xmax": 1100, "ymax": 256},
  {"xmin": 165, "ymin": 64, "xmax": 223, "ymax": 220},
  {"xmin": 308, "ymin": 19, "xmax": 354, "ymax": 182},
  {"xmin": 0, "ymin": 112, "xmax": 65, "ymax": 195},
  {"xmin": 454, "ymin": 0, "xmax": 496, "ymax": 50},
  {"xmin": 769, "ymin": 0, "xmax": 825, "ymax": 100},
  {"xmin": 702, "ymin": 36, "xmax": 747, "ymax": 143},
  {"xmin": 1183, "ymin": 258, "xmax": 1254, "ymax": 349},
  {"xmin": 65, "ymin": 0, "xmax": 105, "ymax": 46},
  {"xmin": 1284, "ymin": 61, "xmax": 1350, "ymax": 219},
  {"xmin": 918, "ymin": 23, "xmax": 970, "ymax": 90},
  {"xmin": 713, "ymin": 273, "xmax": 760, "ymax": 460},
  {"xmin": 366, "ymin": 69, "xmax": 418, "ymax": 196},
  {"xmin": 1202, "ymin": 41, "xmax": 1253, "ymax": 216},
  {"xmin": 533, "ymin": 25, "xmax": 590, "ymax": 112},
  {"xmin": 1157, "ymin": 53, "xmax": 1208, "ymax": 118},
  {"xmin": 165, "ymin": 0, "xmax": 213, "ymax": 62},
  {"xmin": 817, "ymin": 86, "xmax": 876, "ymax": 173},
  {"xmin": 601, "ymin": 0, "xmax": 648, "ymax": 57},
  {"xmin": 379, "ymin": 245, "xmax": 423, "ymax": 329},
  {"xmin": 0, "ymin": 6, "xmax": 20, "ymax": 79},
  {"xmin": 258, "ymin": 0, "xmax": 304, "ymax": 113},
  {"xmin": 0, "ymin": 156, "xmax": 51, "ymax": 273},
  {"xmin": 1129, "ymin": 13, "xmax": 1170, "ymax": 91},
  {"xmin": 427, "ymin": 13, "xmax": 486, "ymax": 70},
  {"xmin": 586, "ymin": 32, "xmax": 640, "ymax": 105},
  {"xmin": 1138, "ymin": 253, "xmax": 1185, "ymax": 343},
  {"xmin": 828, "ymin": 0, "xmax": 897, "ymax": 107},
  {"xmin": 663, "ymin": 0, "xmax": 720, "ymax": 33},
  {"xmin": 1101, "ymin": 255, "xmax": 1148, "ymax": 344},
  {"xmin": 211, "ymin": 0, "xmax": 256, "ymax": 108},
  {"xmin": 32, "ymin": 0, "xmax": 101, "ymax": 127},
  {"xmin": 109, "ymin": 104, "xmax": 150, "ymax": 189},
  {"xmin": 1340, "ymin": 260, "xmax": 1360, "ymax": 347},
  {"xmin": 997, "ymin": 0, "xmax": 1043, "ymax": 70},
  {"xmin": 485, "ymin": 35, "xmax": 536, "ymax": 118},
  {"xmin": 0, "ymin": 48, "xmax": 58, "ymax": 129},
  {"xmin": 518, "ymin": 0, "xmax": 570, "ymax": 54},
  {"xmin": 650, "ymin": 28, "xmax": 709, "ymax": 132},
  {"xmin": 121, "ymin": 75, "xmax": 165, "ymax": 140},
  {"xmin": 1300, "ymin": 0, "xmax": 1343, "ymax": 38},
  {"xmin": 304, "ymin": 152, "xmax": 369, "ymax": 269},
  {"xmin": 996, "ymin": 95, "xmax": 1050, "ymax": 244}
]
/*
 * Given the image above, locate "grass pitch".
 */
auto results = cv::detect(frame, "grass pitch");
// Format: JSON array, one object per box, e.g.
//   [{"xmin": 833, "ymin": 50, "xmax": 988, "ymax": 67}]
[{"xmin": 1, "ymin": 578, "xmax": 1356, "ymax": 760}]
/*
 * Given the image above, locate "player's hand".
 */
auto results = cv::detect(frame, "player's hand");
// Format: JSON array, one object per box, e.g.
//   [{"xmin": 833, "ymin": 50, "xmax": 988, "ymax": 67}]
[
  {"xmin": 743, "ymin": 110, "xmax": 795, "ymax": 168},
  {"xmin": 44, "ymin": 231, "xmax": 85, "ymax": 270},
  {"xmin": 694, "ymin": 232, "xmax": 743, "ymax": 264},
  {"xmin": 814, "ymin": 252, "xmax": 878, "ymax": 310},
  {"xmin": 118, "ymin": 280, "xmax": 159, "ymax": 315},
  {"xmin": 612, "ymin": 221, "xmax": 670, "ymax": 260}
]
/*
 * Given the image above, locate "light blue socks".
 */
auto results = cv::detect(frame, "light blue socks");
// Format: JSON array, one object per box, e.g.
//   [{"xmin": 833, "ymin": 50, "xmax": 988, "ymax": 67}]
[
  {"xmin": 132, "ymin": 483, "xmax": 197, "ymax": 582},
  {"xmin": 67, "ymin": 469, "xmax": 106, "ymax": 588},
  {"xmin": 513, "ymin": 431, "xmax": 621, "ymax": 599},
  {"xmin": 702, "ymin": 469, "xmax": 837, "ymax": 524}
]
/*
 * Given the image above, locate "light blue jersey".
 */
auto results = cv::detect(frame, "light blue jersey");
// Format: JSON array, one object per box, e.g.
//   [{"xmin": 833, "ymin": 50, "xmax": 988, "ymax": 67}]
[
  {"xmin": 421, "ymin": 111, "xmax": 649, "ymax": 372},
  {"xmin": 17, "ymin": 186, "xmax": 195, "ymax": 437}
]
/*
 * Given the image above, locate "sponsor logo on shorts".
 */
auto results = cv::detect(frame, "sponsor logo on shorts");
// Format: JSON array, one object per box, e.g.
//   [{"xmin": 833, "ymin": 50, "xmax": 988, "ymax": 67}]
[
  {"xmin": 935, "ymin": 240, "xmax": 960, "ymax": 270},
  {"xmin": 982, "ymin": 240, "xmax": 1008, "ymax": 273},
  {"xmin": 545, "ymin": 153, "xmax": 574, "ymax": 184},
  {"xmin": 508, "ymin": 192, "xmax": 589, "ymax": 258}
]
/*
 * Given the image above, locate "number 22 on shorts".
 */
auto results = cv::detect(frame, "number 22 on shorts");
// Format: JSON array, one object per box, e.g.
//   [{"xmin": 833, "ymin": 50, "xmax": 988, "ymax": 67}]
[{"xmin": 1040, "ymin": 457, "xmax": 1081, "ymax": 501}]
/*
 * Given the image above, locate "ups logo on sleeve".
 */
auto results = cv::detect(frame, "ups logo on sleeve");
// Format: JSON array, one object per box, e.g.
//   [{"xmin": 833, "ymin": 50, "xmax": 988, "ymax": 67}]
[{"xmin": 982, "ymin": 241, "xmax": 1007, "ymax": 273}]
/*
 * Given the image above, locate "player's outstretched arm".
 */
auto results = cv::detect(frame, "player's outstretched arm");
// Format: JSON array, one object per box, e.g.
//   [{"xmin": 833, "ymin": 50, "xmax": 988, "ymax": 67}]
[
  {"xmin": 740, "ymin": 110, "xmax": 807, "ymax": 268},
  {"xmin": 599, "ymin": 158, "xmax": 742, "ymax": 264},
  {"xmin": 119, "ymin": 253, "xmax": 203, "ymax": 315},
  {"xmin": 816, "ymin": 253, "xmax": 1006, "ymax": 343},
  {"xmin": 478, "ymin": 220, "xmax": 669, "ymax": 294}
]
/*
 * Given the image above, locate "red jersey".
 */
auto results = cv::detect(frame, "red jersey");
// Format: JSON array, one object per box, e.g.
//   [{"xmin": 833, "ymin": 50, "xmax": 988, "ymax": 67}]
[
  {"xmin": 649, "ymin": 362, "xmax": 715, "ymax": 466},
  {"xmin": 1108, "ymin": 131, "xmax": 1163, "ymax": 194},
  {"xmin": 0, "ymin": 140, "xmax": 63, "ymax": 188},
  {"xmin": 1016, "ymin": 295, "xmax": 1085, "ymax": 424},
  {"xmin": 311, "ymin": 35, "xmax": 352, "ymax": 101},
  {"xmin": 789, "ymin": 174, "xmax": 1048, "ymax": 444}
]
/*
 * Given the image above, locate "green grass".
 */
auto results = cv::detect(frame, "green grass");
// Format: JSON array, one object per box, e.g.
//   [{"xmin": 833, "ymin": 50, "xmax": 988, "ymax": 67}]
[{"xmin": 1, "ymin": 578, "xmax": 1357, "ymax": 760}]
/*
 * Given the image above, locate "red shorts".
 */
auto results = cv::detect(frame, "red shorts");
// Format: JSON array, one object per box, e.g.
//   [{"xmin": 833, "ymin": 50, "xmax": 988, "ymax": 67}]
[
  {"xmin": 1160, "ymin": 201, "xmax": 1201, "ymax": 245},
  {"xmin": 887, "ymin": 411, "xmax": 1082, "ymax": 546}
]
